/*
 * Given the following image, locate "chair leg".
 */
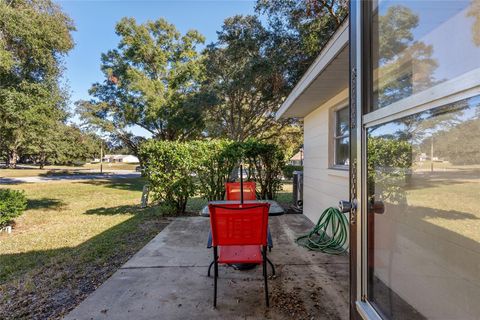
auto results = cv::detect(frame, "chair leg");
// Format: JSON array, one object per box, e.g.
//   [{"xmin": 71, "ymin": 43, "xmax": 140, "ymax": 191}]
[
  {"xmin": 207, "ymin": 260, "xmax": 214, "ymax": 277},
  {"xmin": 263, "ymin": 246, "xmax": 269, "ymax": 307},
  {"xmin": 266, "ymin": 257, "xmax": 275, "ymax": 276},
  {"xmin": 213, "ymin": 247, "xmax": 218, "ymax": 308}
]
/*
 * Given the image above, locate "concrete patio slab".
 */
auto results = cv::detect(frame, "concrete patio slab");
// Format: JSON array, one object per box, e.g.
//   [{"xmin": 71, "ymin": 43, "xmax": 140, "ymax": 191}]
[{"xmin": 64, "ymin": 215, "xmax": 349, "ymax": 320}]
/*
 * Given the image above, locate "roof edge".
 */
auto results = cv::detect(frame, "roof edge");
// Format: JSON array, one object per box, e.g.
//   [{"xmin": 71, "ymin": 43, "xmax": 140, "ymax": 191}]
[{"xmin": 276, "ymin": 19, "xmax": 349, "ymax": 120}]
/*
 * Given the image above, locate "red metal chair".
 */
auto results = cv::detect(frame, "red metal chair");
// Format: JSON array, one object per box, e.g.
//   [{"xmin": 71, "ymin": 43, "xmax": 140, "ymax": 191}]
[
  {"xmin": 225, "ymin": 182, "xmax": 257, "ymax": 201},
  {"xmin": 208, "ymin": 202, "xmax": 272, "ymax": 307}
]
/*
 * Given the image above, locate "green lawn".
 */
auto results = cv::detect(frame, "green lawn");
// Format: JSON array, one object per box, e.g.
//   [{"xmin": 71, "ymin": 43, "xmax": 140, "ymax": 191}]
[
  {"xmin": 276, "ymin": 180, "xmax": 293, "ymax": 206},
  {"xmin": 0, "ymin": 163, "xmax": 138, "ymax": 178},
  {"xmin": 0, "ymin": 178, "xmax": 293, "ymax": 319},
  {"xmin": 0, "ymin": 178, "xmax": 173, "ymax": 319}
]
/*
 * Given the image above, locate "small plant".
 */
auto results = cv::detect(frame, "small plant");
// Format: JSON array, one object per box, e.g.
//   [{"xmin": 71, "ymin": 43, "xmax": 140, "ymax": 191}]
[{"xmin": 0, "ymin": 189, "xmax": 28, "ymax": 227}]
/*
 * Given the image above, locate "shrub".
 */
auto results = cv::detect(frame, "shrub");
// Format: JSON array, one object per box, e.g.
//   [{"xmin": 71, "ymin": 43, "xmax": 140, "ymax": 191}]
[
  {"xmin": 139, "ymin": 141, "xmax": 199, "ymax": 213},
  {"xmin": 194, "ymin": 140, "xmax": 241, "ymax": 201},
  {"xmin": 368, "ymin": 137, "xmax": 412, "ymax": 204},
  {"xmin": 282, "ymin": 165, "xmax": 303, "ymax": 179},
  {"xmin": 242, "ymin": 140, "xmax": 286, "ymax": 200},
  {"xmin": 139, "ymin": 139, "xmax": 287, "ymax": 213},
  {"xmin": 0, "ymin": 189, "xmax": 27, "ymax": 227}
]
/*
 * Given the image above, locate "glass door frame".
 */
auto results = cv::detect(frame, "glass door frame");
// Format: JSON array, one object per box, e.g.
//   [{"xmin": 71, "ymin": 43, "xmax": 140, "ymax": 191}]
[
  {"xmin": 349, "ymin": 0, "xmax": 480, "ymax": 319},
  {"xmin": 349, "ymin": 0, "xmax": 376, "ymax": 318}
]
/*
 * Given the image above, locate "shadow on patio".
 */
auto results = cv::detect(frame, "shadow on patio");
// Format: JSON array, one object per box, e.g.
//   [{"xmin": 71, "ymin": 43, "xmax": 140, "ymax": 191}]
[{"xmin": 64, "ymin": 214, "xmax": 349, "ymax": 320}]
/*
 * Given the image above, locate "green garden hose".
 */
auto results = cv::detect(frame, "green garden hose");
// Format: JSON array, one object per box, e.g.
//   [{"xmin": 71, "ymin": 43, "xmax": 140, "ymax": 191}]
[{"xmin": 296, "ymin": 207, "xmax": 349, "ymax": 254}]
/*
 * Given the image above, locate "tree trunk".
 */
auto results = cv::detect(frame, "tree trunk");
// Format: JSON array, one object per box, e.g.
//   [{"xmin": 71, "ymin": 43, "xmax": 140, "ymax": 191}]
[
  {"xmin": 7, "ymin": 149, "xmax": 18, "ymax": 169},
  {"xmin": 39, "ymin": 152, "xmax": 46, "ymax": 169}
]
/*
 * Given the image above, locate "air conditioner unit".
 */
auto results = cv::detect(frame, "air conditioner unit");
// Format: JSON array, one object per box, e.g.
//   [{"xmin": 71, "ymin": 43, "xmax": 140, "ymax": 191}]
[{"xmin": 292, "ymin": 171, "xmax": 303, "ymax": 213}]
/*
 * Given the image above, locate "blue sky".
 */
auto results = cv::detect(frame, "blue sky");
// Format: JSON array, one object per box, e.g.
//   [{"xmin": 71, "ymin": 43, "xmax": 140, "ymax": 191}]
[{"xmin": 57, "ymin": 0, "xmax": 257, "ymax": 136}]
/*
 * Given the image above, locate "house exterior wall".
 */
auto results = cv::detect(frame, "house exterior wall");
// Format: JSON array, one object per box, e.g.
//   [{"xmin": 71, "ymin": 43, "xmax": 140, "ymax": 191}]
[{"xmin": 302, "ymin": 90, "xmax": 349, "ymax": 225}]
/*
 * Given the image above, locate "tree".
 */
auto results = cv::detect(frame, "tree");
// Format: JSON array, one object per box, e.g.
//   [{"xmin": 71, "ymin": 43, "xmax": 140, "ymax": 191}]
[
  {"xmin": 77, "ymin": 17, "xmax": 206, "ymax": 158},
  {"xmin": 31, "ymin": 125, "xmax": 102, "ymax": 167},
  {"xmin": 0, "ymin": 0, "xmax": 74, "ymax": 167},
  {"xmin": 255, "ymin": 0, "xmax": 348, "ymax": 83},
  {"xmin": 374, "ymin": 5, "xmax": 438, "ymax": 109},
  {"xmin": 201, "ymin": 15, "xmax": 295, "ymax": 142}
]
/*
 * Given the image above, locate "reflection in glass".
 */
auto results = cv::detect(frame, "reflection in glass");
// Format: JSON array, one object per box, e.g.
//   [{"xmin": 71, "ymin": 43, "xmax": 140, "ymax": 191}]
[
  {"xmin": 334, "ymin": 107, "xmax": 349, "ymax": 166},
  {"xmin": 372, "ymin": 0, "xmax": 480, "ymax": 110},
  {"xmin": 335, "ymin": 137, "xmax": 349, "ymax": 166},
  {"xmin": 367, "ymin": 95, "xmax": 480, "ymax": 319}
]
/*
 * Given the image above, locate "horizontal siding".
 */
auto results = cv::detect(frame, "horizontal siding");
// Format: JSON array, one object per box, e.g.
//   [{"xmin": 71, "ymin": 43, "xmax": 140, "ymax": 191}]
[{"xmin": 302, "ymin": 93, "xmax": 348, "ymax": 225}]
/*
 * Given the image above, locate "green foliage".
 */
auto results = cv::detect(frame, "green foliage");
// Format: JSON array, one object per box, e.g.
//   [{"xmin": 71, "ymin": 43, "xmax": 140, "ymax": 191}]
[
  {"xmin": 139, "ymin": 140, "xmax": 199, "ymax": 213},
  {"xmin": 77, "ymin": 17, "xmax": 206, "ymax": 157},
  {"xmin": 193, "ymin": 140, "xmax": 241, "ymax": 201},
  {"xmin": 22, "ymin": 123, "xmax": 102, "ymax": 167},
  {"xmin": 140, "ymin": 139, "xmax": 286, "ymax": 213},
  {"xmin": 428, "ymin": 117, "xmax": 480, "ymax": 165},
  {"xmin": 375, "ymin": 5, "xmax": 437, "ymax": 108},
  {"xmin": 0, "ymin": 0, "xmax": 75, "ymax": 167},
  {"xmin": 283, "ymin": 165, "xmax": 303, "ymax": 180},
  {"xmin": 202, "ymin": 15, "xmax": 294, "ymax": 142},
  {"xmin": 255, "ymin": 0, "xmax": 348, "ymax": 83},
  {"xmin": 368, "ymin": 137, "xmax": 412, "ymax": 204},
  {"xmin": 0, "ymin": 189, "xmax": 27, "ymax": 227},
  {"xmin": 242, "ymin": 140, "xmax": 286, "ymax": 200}
]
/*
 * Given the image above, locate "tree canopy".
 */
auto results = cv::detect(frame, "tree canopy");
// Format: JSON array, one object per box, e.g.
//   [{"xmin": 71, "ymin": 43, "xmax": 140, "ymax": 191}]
[
  {"xmin": 0, "ymin": 0, "xmax": 75, "ymax": 167},
  {"xmin": 77, "ymin": 17, "xmax": 206, "ymax": 157},
  {"xmin": 76, "ymin": 2, "xmax": 351, "ymax": 155},
  {"xmin": 201, "ymin": 15, "xmax": 295, "ymax": 141},
  {"xmin": 256, "ymin": 0, "xmax": 348, "ymax": 83}
]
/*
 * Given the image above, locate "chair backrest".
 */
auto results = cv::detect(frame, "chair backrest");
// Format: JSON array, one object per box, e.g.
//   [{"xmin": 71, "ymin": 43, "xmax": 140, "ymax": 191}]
[
  {"xmin": 225, "ymin": 182, "xmax": 257, "ymax": 201},
  {"xmin": 209, "ymin": 203, "xmax": 270, "ymax": 246}
]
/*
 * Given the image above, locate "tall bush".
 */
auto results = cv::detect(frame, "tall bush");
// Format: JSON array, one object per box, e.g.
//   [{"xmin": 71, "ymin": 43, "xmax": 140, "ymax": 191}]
[
  {"xmin": 139, "ymin": 139, "xmax": 286, "ymax": 213},
  {"xmin": 368, "ymin": 137, "xmax": 412, "ymax": 205},
  {"xmin": 243, "ymin": 140, "xmax": 286, "ymax": 200},
  {"xmin": 194, "ymin": 140, "xmax": 241, "ymax": 201},
  {"xmin": 0, "ymin": 189, "xmax": 27, "ymax": 227},
  {"xmin": 139, "ymin": 141, "xmax": 199, "ymax": 213}
]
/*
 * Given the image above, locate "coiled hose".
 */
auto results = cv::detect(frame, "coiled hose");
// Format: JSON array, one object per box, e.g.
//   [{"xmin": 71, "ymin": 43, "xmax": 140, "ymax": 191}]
[{"xmin": 296, "ymin": 207, "xmax": 349, "ymax": 254}]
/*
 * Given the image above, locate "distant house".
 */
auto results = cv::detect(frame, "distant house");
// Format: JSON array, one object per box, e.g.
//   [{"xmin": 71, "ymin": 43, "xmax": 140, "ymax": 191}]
[
  {"xmin": 289, "ymin": 151, "xmax": 303, "ymax": 166},
  {"xmin": 103, "ymin": 155, "xmax": 139, "ymax": 164}
]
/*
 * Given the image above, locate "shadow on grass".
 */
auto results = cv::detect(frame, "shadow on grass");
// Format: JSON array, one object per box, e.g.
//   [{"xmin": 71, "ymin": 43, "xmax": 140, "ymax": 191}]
[
  {"xmin": 405, "ymin": 169, "xmax": 480, "ymax": 190},
  {"xmin": 0, "ymin": 178, "xmax": 28, "ymax": 185},
  {"xmin": 38, "ymin": 169, "xmax": 97, "ymax": 177},
  {"xmin": 78, "ymin": 178, "xmax": 146, "ymax": 192},
  {"xmin": 390, "ymin": 204, "xmax": 480, "ymax": 221},
  {"xmin": 27, "ymin": 198, "xmax": 66, "ymax": 211},
  {"xmin": 0, "ymin": 206, "xmax": 170, "ymax": 320},
  {"xmin": 85, "ymin": 204, "xmax": 146, "ymax": 216}
]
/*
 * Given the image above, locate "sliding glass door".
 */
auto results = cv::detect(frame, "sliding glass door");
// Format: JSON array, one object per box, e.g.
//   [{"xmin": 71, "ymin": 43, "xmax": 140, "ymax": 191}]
[{"xmin": 351, "ymin": 1, "xmax": 480, "ymax": 318}]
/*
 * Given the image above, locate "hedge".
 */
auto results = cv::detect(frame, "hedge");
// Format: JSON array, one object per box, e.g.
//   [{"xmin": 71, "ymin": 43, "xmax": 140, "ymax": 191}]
[
  {"xmin": 282, "ymin": 165, "xmax": 303, "ymax": 179},
  {"xmin": 139, "ymin": 139, "xmax": 286, "ymax": 213},
  {"xmin": 0, "ymin": 189, "xmax": 27, "ymax": 227}
]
